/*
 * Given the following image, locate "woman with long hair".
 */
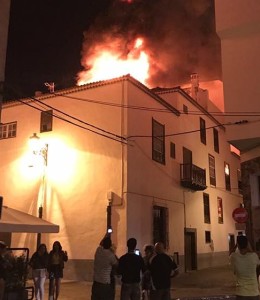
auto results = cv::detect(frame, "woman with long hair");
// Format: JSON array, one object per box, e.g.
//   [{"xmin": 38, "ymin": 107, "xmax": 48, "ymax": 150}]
[
  {"xmin": 48, "ymin": 241, "xmax": 68, "ymax": 300},
  {"xmin": 29, "ymin": 243, "xmax": 49, "ymax": 300}
]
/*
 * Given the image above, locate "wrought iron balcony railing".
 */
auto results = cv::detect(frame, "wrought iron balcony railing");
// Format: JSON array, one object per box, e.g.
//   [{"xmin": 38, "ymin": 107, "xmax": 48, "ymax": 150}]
[{"xmin": 180, "ymin": 163, "xmax": 207, "ymax": 191}]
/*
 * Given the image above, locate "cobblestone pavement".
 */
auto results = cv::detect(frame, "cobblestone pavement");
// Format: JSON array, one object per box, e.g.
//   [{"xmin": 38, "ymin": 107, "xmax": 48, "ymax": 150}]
[{"xmin": 39, "ymin": 264, "xmax": 236, "ymax": 300}]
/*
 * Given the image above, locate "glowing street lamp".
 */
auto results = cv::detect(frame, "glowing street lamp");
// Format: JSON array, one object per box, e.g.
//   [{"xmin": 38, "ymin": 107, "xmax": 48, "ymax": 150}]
[{"xmin": 29, "ymin": 133, "xmax": 48, "ymax": 166}]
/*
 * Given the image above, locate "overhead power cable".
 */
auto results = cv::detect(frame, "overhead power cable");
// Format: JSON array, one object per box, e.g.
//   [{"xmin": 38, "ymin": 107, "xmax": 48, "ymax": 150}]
[
  {"xmin": 54, "ymin": 93, "xmax": 260, "ymax": 117},
  {"xmin": 14, "ymin": 97, "xmax": 128, "ymax": 145},
  {"xmin": 30, "ymin": 96, "xmax": 127, "ymax": 141},
  {"xmin": 126, "ymin": 120, "xmax": 250, "ymax": 140},
  {"xmin": 4, "ymin": 85, "xmax": 259, "ymax": 143},
  {"xmin": 4, "ymin": 84, "xmax": 127, "ymax": 144}
]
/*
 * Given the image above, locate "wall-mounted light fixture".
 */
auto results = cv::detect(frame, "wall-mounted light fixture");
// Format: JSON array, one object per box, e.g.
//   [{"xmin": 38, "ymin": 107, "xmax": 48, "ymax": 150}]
[{"xmin": 29, "ymin": 133, "xmax": 48, "ymax": 166}]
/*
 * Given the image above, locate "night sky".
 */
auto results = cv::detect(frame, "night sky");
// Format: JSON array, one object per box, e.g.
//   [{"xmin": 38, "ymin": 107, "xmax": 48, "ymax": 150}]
[{"xmin": 4, "ymin": 0, "xmax": 221, "ymax": 100}]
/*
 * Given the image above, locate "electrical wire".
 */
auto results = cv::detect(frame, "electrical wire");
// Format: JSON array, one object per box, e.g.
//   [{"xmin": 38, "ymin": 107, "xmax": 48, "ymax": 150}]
[
  {"xmin": 14, "ymin": 97, "xmax": 128, "ymax": 145},
  {"xmin": 126, "ymin": 120, "xmax": 251, "ymax": 140},
  {"xmin": 4, "ymin": 84, "xmax": 260, "ymax": 143},
  {"xmin": 54, "ymin": 92, "xmax": 260, "ymax": 117},
  {"xmin": 30, "ymin": 96, "xmax": 127, "ymax": 141},
  {"xmin": 4, "ymin": 84, "xmax": 128, "ymax": 144}
]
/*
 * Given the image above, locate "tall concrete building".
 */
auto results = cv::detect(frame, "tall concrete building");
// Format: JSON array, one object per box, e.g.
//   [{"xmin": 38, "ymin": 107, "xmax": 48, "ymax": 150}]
[{"xmin": 215, "ymin": 0, "xmax": 260, "ymax": 247}]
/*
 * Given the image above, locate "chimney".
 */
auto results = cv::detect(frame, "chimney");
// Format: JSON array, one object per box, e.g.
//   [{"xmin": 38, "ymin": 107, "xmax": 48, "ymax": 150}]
[
  {"xmin": 190, "ymin": 73, "xmax": 199, "ymax": 100},
  {"xmin": 34, "ymin": 91, "xmax": 43, "ymax": 97}
]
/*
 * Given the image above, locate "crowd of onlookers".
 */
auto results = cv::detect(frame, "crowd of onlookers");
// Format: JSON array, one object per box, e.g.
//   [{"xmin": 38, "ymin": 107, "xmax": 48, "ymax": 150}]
[
  {"xmin": 1, "ymin": 234, "xmax": 260, "ymax": 300},
  {"xmin": 0, "ymin": 236, "xmax": 177, "ymax": 300},
  {"xmin": 0, "ymin": 240, "xmax": 68, "ymax": 300},
  {"xmin": 91, "ymin": 235, "xmax": 179, "ymax": 300}
]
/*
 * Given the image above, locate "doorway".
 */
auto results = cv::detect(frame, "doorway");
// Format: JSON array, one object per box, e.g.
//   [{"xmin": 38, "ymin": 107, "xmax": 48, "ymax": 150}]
[
  {"xmin": 228, "ymin": 234, "xmax": 235, "ymax": 253},
  {"xmin": 184, "ymin": 228, "xmax": 197, "ymax": 271}
]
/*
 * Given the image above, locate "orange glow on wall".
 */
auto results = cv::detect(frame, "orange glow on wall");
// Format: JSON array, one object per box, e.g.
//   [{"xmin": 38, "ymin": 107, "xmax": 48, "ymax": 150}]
[{"xmin": 46, "ymin": 139, "xmax": 78, "ymax": 187}]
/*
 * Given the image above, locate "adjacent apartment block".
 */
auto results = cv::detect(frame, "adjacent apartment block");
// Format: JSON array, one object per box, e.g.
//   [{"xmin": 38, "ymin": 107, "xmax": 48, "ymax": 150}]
[{"xmin": 0, "ymin": 75, "xmax": 242, "ymax": 280}]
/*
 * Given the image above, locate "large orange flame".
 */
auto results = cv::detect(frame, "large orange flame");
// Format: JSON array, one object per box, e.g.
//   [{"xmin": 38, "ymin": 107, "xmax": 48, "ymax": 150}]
[{"xmin": 77, "ymin": 37, "xmax": 150, "ymax": 86}]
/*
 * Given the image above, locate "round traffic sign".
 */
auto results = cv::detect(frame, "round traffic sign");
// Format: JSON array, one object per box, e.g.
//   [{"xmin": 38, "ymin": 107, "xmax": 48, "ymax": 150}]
[{"xmin": 232, "ymin": 207, "xmax": 248, "ymax": 223}]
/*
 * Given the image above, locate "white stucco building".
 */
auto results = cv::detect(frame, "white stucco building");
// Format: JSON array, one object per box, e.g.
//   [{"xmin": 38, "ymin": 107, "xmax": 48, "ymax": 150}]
[
  {"xmin": 0, "ymin": 74, "xmax": 242, "ymax": 279},
  {"xmin": 215, "ymin": 0, "xmax": 260, "ymax": 248}
]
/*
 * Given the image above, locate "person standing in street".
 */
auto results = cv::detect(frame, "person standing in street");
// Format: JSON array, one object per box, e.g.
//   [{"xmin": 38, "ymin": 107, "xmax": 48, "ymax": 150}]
[
  {"xmin": 118, "ymin": 237, "xmax": 145, "ymax": 300},
  {"xmin": 48, "ymin": 241, "xmax": 68, "ymax": 300},
  {"xmin": 230, "ymin": 235, "xmax": 260, "ymax": 300},
  {"xmin": 141, "ymin": 244, "xmax": 154, "ymax": 300},
  {"xmin": 91, "ymin": 235, "xmax": 118, "ymax": 300},
  {"xmin": 149, "ymin": 242, "xmax": 178, "ymax": 300},
  {"xmin": 29, "ymin": 243, "xmax": 49, "ymax": 300}
]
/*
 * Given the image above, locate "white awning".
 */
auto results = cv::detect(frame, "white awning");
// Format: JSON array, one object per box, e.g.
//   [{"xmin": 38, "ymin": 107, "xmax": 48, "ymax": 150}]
[{"xmin": 0, "ymin": 206, "xmax": 59, "ymax": 233}]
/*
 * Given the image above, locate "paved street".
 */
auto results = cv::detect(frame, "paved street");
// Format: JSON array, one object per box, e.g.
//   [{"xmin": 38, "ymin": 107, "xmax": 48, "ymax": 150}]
[{"xmin": 38, "ymin": 264, "xmax": 237, "ymax": 299}]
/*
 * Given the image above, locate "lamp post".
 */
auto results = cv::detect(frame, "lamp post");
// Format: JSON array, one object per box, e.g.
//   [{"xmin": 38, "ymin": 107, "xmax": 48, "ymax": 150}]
[{"xmin": 29, "ymin": 133, "xmax": 48, "ymax": 249}]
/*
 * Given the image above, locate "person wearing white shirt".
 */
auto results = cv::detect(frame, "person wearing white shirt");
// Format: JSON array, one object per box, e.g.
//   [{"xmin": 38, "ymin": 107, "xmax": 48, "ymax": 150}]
[
  {"xmin": 91, "ymin": 235, "xmax": 118, "ymax": 300},
  {"xmin": 230, "ymin": 235, "xmax": 260, "ymax": 300}
]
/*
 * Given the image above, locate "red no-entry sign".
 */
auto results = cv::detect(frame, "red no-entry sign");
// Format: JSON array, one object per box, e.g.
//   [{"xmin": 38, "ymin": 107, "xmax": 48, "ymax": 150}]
[{"xmin": 232, "ymin": 207, "xmax": 248, "ymax": 223}]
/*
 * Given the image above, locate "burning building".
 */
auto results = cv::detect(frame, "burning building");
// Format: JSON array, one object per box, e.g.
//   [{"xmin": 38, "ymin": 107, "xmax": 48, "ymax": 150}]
[
  {"xmin": 0, "ymin": 73, "xmax": 242, "ymax": 279},
  {"xmin": 0, "ymin": 0, "xmax": 244, "ymax": 281}
]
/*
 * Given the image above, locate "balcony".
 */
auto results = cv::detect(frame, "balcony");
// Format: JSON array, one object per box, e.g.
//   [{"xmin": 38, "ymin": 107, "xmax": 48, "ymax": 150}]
[{"xmin": 180, "ymin": 164, "xmax": 207, "ymax": 191}]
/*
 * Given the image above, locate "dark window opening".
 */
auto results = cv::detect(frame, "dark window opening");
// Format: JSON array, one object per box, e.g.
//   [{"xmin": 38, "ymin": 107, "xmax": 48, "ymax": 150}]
[
  {"xmin": 203, "ymin": 193, "xmax": 210, "ymax": 224},
  {"xmin": 40, "ymin": 110, "xmax": 53, "ymax": 133},
  {"xmin": 213, "ymin": 128, "xmax": 219, "ymax": 153},
  {"xmin": 200, "ymin": 117, "xmax": 206, "ymax": 145},
  {"xmin": 170, "ymin": 142, "xmax": 176, "ymax": 159},
  {"xmin": 205, "ymin": 231, "xmax": 211, "ymax": 243},
  {"xmin": 152, "ymin": 119, "xmax": 165, "ymax": 164}
]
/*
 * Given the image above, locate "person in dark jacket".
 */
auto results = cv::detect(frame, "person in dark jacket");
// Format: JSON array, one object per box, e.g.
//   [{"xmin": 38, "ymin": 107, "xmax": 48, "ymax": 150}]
[
  {"xmin": 142, "ymin": 244, "xmax": 155, "ymax": 299},
  {"xmin": 29, "ymin": 243, "xmax": 49, "ymax": 300},
  {"xmin": 149, "ymin": 242, "xmax": 178, "ymax": 300},
  {"xmin": 118, "ymin": 238, "xmax": 145, "ymax": 300},
  {"xmin": 48, "ymin": 241, "xmax": 68, "ymax": 300}
]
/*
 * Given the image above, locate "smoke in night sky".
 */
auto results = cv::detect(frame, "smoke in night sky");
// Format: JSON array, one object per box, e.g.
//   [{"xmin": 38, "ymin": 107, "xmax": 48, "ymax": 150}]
[
  {"xmin": 78, "ymin": 0, "xmax": 221, "ymax": 87},
  {"xmin": 4, "ymin": 0, "xmax": 221, "ymax": 99}
]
